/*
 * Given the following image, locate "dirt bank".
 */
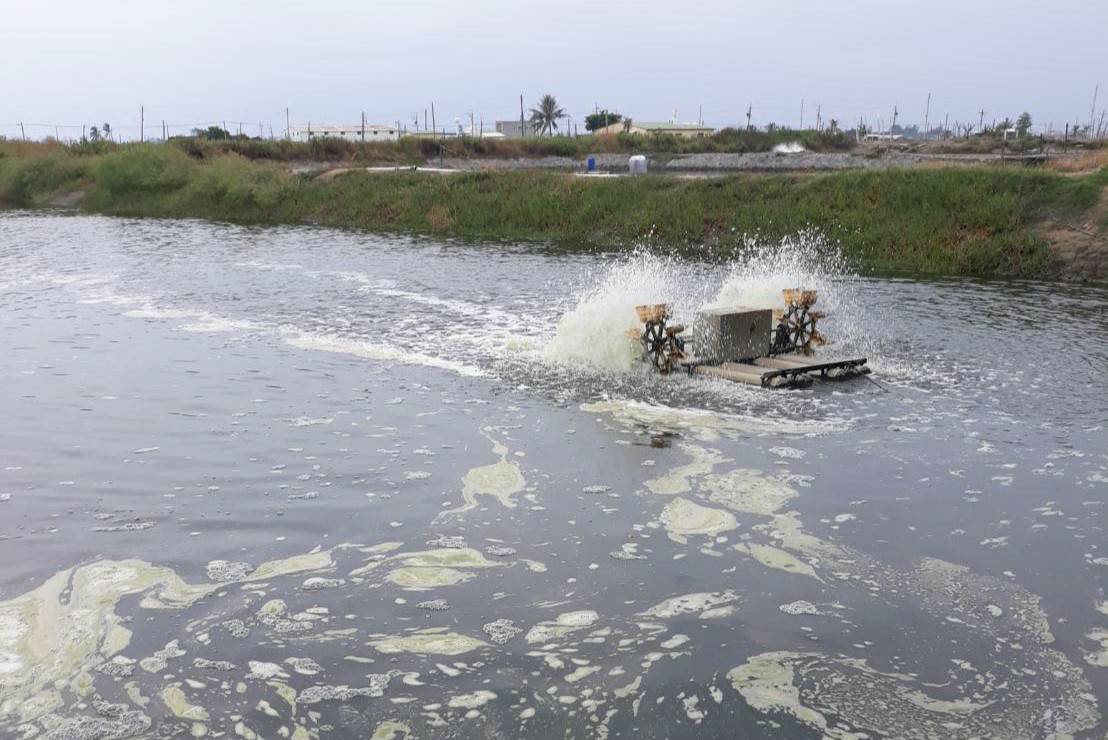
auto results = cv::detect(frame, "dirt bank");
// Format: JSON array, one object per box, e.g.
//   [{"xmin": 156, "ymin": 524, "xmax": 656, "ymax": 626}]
[{"xmin": 1040, "ymin": 189, "xmax": 1108, "ymax": 281}]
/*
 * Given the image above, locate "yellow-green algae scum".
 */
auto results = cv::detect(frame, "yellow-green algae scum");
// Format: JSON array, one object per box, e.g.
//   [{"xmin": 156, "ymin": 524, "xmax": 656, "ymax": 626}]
[
  {"xmin": 591, "ymin": 401, "xmax": 1102, "ymax": 738},
  {"xmin": 0, "ymin": 401, "xmax": 1103, "ymax": 739}
]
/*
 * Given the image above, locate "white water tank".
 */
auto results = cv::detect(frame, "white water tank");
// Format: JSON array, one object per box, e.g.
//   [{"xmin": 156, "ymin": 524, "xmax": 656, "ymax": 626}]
[{"xmin": 629, "ymin": 155, "xmax": 648, "ymax": 175}]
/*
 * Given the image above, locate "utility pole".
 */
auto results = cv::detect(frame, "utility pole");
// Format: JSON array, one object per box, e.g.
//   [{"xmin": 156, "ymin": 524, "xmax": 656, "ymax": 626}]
[
  {"xmin": 923, "ymin": 92, "xmax": 931, "ymax": 139},
  {"xmin": 799, "ymin": 99, "xmax": 804, "ymax": 129},
  {"xmin": 815, "ymin": 104, "xmax": 821, "ymax": 132},
  {"xmin": 140, "ymin": 106, "xmax": 144, "ymax": 142},
  {"xmin": 20, "ymin": 122, "xmax": 25, "ymax": 141},
  {"xmin": 1091, "ymin": 84, "xmax": 1100, "ymax": 133},
  {"xmin": 520, "ymin": 94, "xmax": 526, "ymax": 138},
  {"xmin": 285, "ymin": 108, "xmax": 290, "ymax": 140},
  {"xmin": 431, "ymin": 102, "xmax": 437, "ymax": 139},
  {"xmin": 978, "ymin": 108, "xmax": 986, "ymax": 133},
  {"xmin": 361, "ymin": 111, "xmax": 365, "ymax": 141},
  {"xmin": 746, "ymin": 104, "xmax": 752, "ymax": 130},
  {"xmin": 891, "ymin": 105, "xmax": 898, "ymax": 134},
  {"xmin": 698, "ymin": 103, "xmax": 702, "ymax": 127},
  {"xmin": 162, "ymin": 120, "xmax": 166, "ymax": 140}
]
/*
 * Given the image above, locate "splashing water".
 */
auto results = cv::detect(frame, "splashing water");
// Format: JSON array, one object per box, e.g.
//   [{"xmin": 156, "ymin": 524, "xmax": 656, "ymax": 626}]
[
  {"xmin": 543, "ymin": 231, "xmax": 862, "ymax": 373},
  {"xmin": 541, "ymin": 252, "xmax": 714, "ymax": 371},
  {"xmin": 709, "ymin": 231, "xmax": 851, "ymax": 311},
  {"xmin": 772, "ymin": 141, "xmax": 806, "ymax": 154}
]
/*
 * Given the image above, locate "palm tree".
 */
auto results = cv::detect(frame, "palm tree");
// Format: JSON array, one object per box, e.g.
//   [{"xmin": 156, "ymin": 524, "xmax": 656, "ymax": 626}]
[{"xmin": 529, "ymin": 94, "xmax": 565, "ymax": 136}]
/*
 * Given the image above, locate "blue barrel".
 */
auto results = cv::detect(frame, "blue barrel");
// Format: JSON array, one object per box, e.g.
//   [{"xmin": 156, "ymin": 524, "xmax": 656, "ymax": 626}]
[{"xmin": 586, "ymin": 156, "xmax": 597, "ymax": 172}]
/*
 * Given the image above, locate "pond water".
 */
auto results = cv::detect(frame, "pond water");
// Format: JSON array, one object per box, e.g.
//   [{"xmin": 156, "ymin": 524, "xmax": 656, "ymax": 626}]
[{"xmin": 0, "ymin": 212, "xmax": 1106, "ymax": 739}]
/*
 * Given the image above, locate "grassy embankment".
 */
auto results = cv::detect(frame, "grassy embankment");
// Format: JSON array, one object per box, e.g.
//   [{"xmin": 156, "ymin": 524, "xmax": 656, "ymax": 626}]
[{"xmin": 2, "ymin": 139, "xmax": 1106, "ymax": 277}]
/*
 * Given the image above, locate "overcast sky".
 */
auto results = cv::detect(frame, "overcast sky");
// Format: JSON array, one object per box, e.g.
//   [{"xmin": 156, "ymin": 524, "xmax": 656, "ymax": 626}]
[{"xmin": 2, "ymin": 0, "xmax": 1105, "ymax": 139}]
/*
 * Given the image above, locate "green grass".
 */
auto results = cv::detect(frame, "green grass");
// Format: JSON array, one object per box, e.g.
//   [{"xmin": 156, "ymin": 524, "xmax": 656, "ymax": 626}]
[{"xmin": 2, "ymin": 140, "xmax": 1105, "ymax": 278}]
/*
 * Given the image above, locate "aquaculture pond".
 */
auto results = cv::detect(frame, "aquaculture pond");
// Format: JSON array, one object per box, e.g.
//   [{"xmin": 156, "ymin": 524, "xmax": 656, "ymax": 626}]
[{"xmin": 1, "ymin": 212, "xmax": 1106, "ymax": 739}]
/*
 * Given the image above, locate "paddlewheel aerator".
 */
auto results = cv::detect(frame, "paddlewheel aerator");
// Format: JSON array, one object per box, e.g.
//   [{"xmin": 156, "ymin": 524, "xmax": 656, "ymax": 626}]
[
  {"xmin": 772, "ymin": 288, "xmax": 827, "ymax": 356},
  {"xmin": 634, "ymin": 303, "xmax": 686, "ymax": 374}
]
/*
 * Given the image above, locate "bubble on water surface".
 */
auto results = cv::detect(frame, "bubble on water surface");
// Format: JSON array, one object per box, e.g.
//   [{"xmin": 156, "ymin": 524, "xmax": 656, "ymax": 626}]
[
  {"xmin": 205, "ymin": 560, "xmax": 252, "ymax": 583},
  {"xmin": 778, "ymin": 600, "xmax": 824, "ymax": 616},
  {"xmin": 482, "ymin": 619, "xmax": 522, "ymax": 645},
  {"xmin": 728, "ymin": 648, "xmax": 1097, "ymax": 739},
  {"xmin": 300, "ymin": 577, "xmax": 344, "ymax": 591},
  {"xmin": 415, "ymin": 599, "xmax": 450, "ymax": 611},
  {"xmin": 298, "ymin": 673, "xmax": 399, "ymax": 704},
  {"xmin": 140, "ymin": 640, "xmax": 187, "ymax": 674}
]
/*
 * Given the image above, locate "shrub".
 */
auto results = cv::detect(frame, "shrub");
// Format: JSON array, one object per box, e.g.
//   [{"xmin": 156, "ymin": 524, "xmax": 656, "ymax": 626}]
[
  {"xmin": 95, "ymin": 145, "xmax": 193, "ymax": 194},
  {"xmin": 184, "ymin": 154, "xmax": 287, "ymax": 214},
  {"xmin": 0, "ymin": 151, "xmax": 89, "ymax": 205}
]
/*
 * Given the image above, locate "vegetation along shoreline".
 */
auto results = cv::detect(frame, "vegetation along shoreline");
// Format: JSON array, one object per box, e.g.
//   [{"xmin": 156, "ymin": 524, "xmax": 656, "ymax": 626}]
[{"xmin": 2, "ymin": 137, "xmax": 1106, "ymax": 280}]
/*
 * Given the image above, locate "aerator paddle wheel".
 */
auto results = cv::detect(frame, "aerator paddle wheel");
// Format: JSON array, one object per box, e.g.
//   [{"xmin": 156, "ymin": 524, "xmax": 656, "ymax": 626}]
[
  {"xmin": 635, "ymin": 304, "xmax": 686, "ymax": 374},
  {"xmin": 630, "ymin": 289, "xmax": 868, "ymax": 388},
  {"xmin": 771, "ymin": 288, "xmax": 827, "ymax": 356}
]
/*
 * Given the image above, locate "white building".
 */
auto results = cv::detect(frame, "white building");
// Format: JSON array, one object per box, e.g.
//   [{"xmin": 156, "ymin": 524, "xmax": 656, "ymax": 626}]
[{"xmin": 290, "ymin": 124, "xmax": 399, "ymax": 142}]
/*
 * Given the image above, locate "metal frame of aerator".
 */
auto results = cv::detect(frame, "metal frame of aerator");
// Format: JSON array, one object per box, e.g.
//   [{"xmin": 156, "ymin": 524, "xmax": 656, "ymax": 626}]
[{"xmin": 638, "ymin": 291, "xmax": 824, "ymax": 374}]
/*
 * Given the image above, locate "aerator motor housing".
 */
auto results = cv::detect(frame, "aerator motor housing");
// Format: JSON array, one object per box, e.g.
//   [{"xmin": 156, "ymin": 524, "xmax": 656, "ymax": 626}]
[
  {"xmin": 633, "ymin": 289, "xmax": 869, "ymax": 388},
  {"xmin": 694, "ymin": 307, "xmax": 774, "ymax": 363}
]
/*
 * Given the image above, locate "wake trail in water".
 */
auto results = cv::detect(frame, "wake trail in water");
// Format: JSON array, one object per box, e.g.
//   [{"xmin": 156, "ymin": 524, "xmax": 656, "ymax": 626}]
[{"xmin": 24, "ymin": 230, "xmax": 918, "ymax": 411}]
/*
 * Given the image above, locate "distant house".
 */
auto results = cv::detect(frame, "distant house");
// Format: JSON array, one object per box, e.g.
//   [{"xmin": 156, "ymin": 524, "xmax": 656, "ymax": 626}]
[
  {"xmin": 495, "ymin": 120, "xmax": 528, "ymax": 138},
  {"xmin": 596, "ymin": 121, "xmax": 715, "ymax": 138},
  {"xmin": 403, "ymin": 129, "xmax": 504, "ymax": 139},
  {"xmin": 290, "ymin": 124, "xmax": 398, "ymax": 142}
]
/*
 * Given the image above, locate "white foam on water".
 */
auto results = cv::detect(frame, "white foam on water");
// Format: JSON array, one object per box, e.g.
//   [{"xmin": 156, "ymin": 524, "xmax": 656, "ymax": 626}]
[
  {"xmin": 179, "ymin": 315, "xmax": 260, "ymax": 333},
  {"xmin": 283, "ymin": 331, "xmax": 484, "ymax": 378},
  {"xmin": 583, "ymin": 399, "xmax": 849, "ymax": 438},
  {"xmin": 124, "ymin": 307, "xmax": 206, "ymax": 320}
]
